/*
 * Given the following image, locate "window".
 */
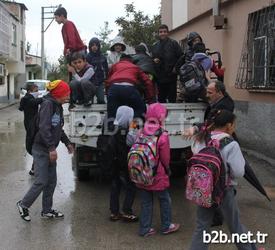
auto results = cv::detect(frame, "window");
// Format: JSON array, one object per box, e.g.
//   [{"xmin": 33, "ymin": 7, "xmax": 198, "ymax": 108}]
[
  {"xmin": 28, "ymin": 71, "xmax": 32, "ymax": 80},
  {"xmin": 236, "ymin": 5, "xmax": 275, "ymax": 90},
  {"xmin": 20, "ymin": 41, "xmax": 24, "ymax": 61},
  {"xmin": 12, "ymin": 23, "xmax": 17, "ymax": 46}
]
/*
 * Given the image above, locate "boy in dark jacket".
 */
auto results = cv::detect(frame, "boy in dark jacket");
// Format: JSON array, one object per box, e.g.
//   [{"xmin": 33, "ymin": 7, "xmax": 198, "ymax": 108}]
[
  {"xmin": 17, "ymin": 80, "xmax": 74, "ymax": 222},
  {"xmin": 19, "ymin": 82, "xmax": 43, "ymax": 175},
  {"xmin": 109, "ymin": 106, "xmax": 138, "ymax": 222},
  {"xmin": 86, "ymin": 37, "xmax": 108, "ymax": 104}
]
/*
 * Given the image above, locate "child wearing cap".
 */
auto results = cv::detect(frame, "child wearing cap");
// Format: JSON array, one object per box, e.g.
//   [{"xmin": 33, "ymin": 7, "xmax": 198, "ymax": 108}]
[{"xmin": 17, "ymin": 80, "xmax": 74, "ymax": 222}]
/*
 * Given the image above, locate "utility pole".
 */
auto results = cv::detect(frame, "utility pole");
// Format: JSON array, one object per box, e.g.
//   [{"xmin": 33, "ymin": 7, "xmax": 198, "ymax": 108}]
[{"xmin": 41, "ymin": 4, "xmax": 61, "ymax": 79}]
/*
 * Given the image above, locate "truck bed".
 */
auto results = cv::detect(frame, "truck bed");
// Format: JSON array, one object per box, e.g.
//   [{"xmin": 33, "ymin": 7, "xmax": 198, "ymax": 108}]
[{"xmin": 68, "ymin": 103, "xmax": 206, "ymax": 149}]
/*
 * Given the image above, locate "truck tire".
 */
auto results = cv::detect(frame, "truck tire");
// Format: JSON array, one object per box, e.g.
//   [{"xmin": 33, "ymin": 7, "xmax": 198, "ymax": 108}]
[{"xmin": 75, "ymin": 147, "xmax": 90, "ymax": 181}]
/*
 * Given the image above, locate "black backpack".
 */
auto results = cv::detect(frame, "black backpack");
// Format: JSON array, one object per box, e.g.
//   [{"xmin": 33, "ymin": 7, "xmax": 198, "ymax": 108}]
[{"xmin": 179, "ymin": 60, "xmax": 207, "ymax": 102}]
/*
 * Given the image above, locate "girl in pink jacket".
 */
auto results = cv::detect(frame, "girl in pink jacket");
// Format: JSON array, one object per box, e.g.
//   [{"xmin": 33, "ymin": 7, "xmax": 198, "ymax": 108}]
[{"xmin": 134, "ymin": 103, "xmax": 180, "ymax": 236}]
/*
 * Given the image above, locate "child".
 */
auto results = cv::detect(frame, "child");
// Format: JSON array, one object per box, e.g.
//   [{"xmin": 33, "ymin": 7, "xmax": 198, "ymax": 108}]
[
  {"xmin": 17, "ymin": 80, "xmax": 74, "ymax": 222},
  {"xmin": 189, "ymin": 109, "xmax": 257, "ymax": 250},
  {"xmin": 67, "ymin": 51, "xmax": 96, "ymax": 109},
  {"xmin": 19, "ymin": 82, "xmax": 43, "ymax": 175},
  {"xmin": 109, "ymin": 106, "xmax": 138, "ymax": 222},
  {"xmin": 54, "ymin": 7, "xmax": 86, "ymax": 60},
  {"xmin": 131, "ymin": 103, "xmax": 180, "ymax": 237},
  {"xmin": 86, "ymin": 37, "xmax": 108, "ymax": 104},
  {"xmin": 107, "ymin": 38, "xmax": 126, "ymax": 68}
]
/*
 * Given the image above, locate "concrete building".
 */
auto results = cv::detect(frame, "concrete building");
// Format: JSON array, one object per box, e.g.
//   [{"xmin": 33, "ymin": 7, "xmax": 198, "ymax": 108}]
[
  {"xmin": 0, "ymin": 0, "xmax": 27, "ymax": 101},
  {"xmin": 161, "ymin": 0, "xmax": 275, "ymax": 159}
]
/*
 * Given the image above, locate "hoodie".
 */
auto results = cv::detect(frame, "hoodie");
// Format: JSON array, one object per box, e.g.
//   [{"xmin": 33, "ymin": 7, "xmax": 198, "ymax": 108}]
[
  {"xmin": 86, "ymin": 37, "xmax": 108, "ymax": 85},
  {"xmin": 137, "ymin": 103, "xmax": 170, "ymax": 191},
  {"xmin": 33, "ymin": 94, "xmax": 70, "ymax": 152},
  {"xmin": 114, "ymin": 106, "xmax": 134, "ymax": 129},
  {"xmin": 107, "ymin": 38, "xmax": 127, "ymax": 68},
  {"xmin": 112, "ymin": 106, "xmax": 134, "ymax": 174}
]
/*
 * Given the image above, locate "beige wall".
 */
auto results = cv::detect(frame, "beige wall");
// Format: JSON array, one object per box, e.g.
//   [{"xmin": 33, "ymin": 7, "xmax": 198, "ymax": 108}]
[
  {"xmin": 161, "ymin": 0, "xmax": 173, "ymax": 30},
  {"xmin": 166, "ymin": 0, "xmax": 275, "ymax": 103}
]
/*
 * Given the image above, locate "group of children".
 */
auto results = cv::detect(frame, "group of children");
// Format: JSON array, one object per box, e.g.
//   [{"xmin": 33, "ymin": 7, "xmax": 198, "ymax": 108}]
[
  {"xmin": 16, "ymin": 6, "xmax": 258, "ymax": 249},
  {"xmin": 18, "ymin": 79, "xmax": 257, "ymax": 249},
  {"xmin": 105, "ymin": 101, "xmax": 257, "ymax": 249}
]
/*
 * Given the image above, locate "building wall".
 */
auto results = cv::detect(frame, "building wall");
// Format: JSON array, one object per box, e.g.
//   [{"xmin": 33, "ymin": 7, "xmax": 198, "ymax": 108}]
[{"xmin": 161, "ymin": 0, "xmax": 275, "ymax": 158}]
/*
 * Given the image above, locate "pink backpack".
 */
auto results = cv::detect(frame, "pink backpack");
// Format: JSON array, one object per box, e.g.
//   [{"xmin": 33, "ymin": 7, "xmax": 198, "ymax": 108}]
[{"xmin": 186, "ymin": 137, "xmax": 233, "ymax": 208}]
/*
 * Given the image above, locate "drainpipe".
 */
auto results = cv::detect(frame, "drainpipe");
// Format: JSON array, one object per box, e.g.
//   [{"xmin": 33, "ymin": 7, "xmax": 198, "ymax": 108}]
[
  {"xmin": 213, "ymin": 0, "xmax": 220, "ymax": 16},
  {"xmin": 211, "ymin": 0, "xmax": 225, "ymax": 29}
]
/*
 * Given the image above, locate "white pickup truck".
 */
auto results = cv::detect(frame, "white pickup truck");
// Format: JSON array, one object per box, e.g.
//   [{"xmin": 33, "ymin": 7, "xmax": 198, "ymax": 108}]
[{"xmin": 69, "ymin": 103, "xmax": 206, "ymax": 180}]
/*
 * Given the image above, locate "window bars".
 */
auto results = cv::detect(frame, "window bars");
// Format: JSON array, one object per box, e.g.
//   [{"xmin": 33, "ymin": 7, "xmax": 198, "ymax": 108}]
[{"xmin": 236, "ymin": 4, "xmax": 275, "ymax": 90}]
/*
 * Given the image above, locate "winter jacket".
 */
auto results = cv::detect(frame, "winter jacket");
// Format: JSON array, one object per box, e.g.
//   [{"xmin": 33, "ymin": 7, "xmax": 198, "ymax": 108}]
[
  {"xmin": 112, "ymin": 106, "xmax": 134, "ymax": 175},
  {"xmin": 19, "ymin": 93, "xmax": 43, "ymax": 132},
  {"xmin": 191, "ymin": 131, "xmax": 245, "ymax": 186},
  {"xmin": 34, "ymin": 94, "xmax": 70, "ymax": 152},
  {"xmin": 61, "ymin": 20, "xmax": 86, "ymax": 56},
  {"xmin": 107, "ymin": 38, "xmax": 126, "ymax": 68},
  {"xmin": 86, "ymin": 38, "xmax": 108, "ymax": 85},
  {"xmin": 204, "ymin": 94, "xmax": 235, "ymax": 120},
  {"xmin": 106, "ymin": 60, "xmax": 155, "ymax": 102},
  {"xmin": 151, "ymin": 38, "xmax": 182, "ymax": 83},
  {"xmin": 132, "ymin": 53, "xmax": 156, "ymax": 76},
  {"xmin": 136, "ymin": 103, "xmax": 170, "ymax": 191}
]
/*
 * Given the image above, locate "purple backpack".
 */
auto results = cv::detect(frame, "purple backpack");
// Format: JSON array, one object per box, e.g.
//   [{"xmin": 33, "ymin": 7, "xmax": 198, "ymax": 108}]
[{"xmin": 186, "ymin": 137, "xmax": 233, "ymax": 208}]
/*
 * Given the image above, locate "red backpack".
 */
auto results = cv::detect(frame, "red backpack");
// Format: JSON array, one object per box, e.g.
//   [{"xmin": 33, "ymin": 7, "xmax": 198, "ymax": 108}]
[{"xmin": 186, "ymin": 137, "xmax": 233, "ymax": 208}]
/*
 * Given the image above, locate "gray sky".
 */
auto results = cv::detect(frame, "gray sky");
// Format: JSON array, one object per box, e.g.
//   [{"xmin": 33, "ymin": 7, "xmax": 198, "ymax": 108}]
[{"xmin": 23, "ymin": 0, "xmax": 161, "ymax": 63}]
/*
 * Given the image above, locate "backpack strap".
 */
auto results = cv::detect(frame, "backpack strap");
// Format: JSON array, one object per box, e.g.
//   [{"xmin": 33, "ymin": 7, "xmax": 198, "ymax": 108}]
[{"xmin": 219, "ymin": 136, "xmax": 234, "ymax": 150}]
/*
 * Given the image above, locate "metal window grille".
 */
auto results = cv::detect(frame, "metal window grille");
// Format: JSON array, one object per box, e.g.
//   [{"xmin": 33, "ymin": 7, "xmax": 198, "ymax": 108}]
[{"xmin": 236, "ymin": 4, "xmax": 275, "ymax": 90}]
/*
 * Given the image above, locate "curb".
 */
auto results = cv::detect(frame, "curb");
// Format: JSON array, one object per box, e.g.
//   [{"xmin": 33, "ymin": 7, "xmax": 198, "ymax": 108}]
[{"xmin": 0, "ymin": 100, "xmax": 19, "ymax": 111}]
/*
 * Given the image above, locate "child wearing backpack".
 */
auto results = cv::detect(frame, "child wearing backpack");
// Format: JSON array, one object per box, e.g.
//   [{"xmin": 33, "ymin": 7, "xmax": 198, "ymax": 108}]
[
  {"xmin": 189, "ymin": 109, "xmax": 257, "ymax": 250},
  {"xmin": 109, "ymin": 106, "xmax": 138, "ymax": 222},
  {"xmin": 19, "ymin": 82, "xmax": 43, "ymax": 176},
  {"xmin": 128, "ymin": 103, "xmax": 180, "ymax": 237}
]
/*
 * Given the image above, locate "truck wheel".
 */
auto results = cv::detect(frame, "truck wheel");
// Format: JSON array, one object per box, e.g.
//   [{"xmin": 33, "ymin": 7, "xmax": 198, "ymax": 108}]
[
  {"xmin": 76, "ymin": 168, "xmax": 90, "ymax": 181},
  {"xmin": 75, "ymin": 147, "xmax": 90, "ymax": 181}
]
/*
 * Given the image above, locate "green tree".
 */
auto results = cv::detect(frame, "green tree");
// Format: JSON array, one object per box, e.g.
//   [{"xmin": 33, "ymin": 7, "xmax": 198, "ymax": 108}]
[
  {"xmin": 115, "ymin": 3, "xmax": 161, "ymax": 48},
  {"xmin": 47, "ymin": 55, "xmax": 68, "ymax": 82},
  {"xmin": 95, "ymin": 21, "xmax": 113, "ymax": 54}
]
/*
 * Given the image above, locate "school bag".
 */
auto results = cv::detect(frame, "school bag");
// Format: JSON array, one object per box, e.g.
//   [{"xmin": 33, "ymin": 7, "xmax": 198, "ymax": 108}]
[
  {"xmin": 128, "ymin": 129, "xmax": 163, "ymax": 186},
  {"xmin": 185, "ymin": 136, "xmax": 234, "ymax": 208},
  {"xmin": 179, "ymin": 60, "xmax": 207, "ymax": 101}
]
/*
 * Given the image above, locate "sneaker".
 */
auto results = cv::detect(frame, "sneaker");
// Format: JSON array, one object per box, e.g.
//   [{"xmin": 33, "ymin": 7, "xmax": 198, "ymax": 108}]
[
  {"xmin": 141, "ymin": 228, "xmax": 156, "ymax": 237},
  {"xmin": 162, "ymin": 223, "xmax": 180, "ymax": 235},
  {"xmin": 17, "ymin": 201, "xmax": 31, "ymax": 222},
  {"xmin": 29, "ymin": 169, "xmax": 34, "ymax": 176},
  {"xmin": 41, "ymin": 209, "xmax": 64, "ymax": 219},
  {"xmin": 83, "ymin": 100, "xmax": 92, "ymax": 107}
]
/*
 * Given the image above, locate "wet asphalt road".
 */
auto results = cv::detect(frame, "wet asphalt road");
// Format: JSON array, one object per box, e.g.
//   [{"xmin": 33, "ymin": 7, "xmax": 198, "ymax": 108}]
[{"xmin": 0, "ymin": 104, "xmax": 274, "ymax": 250}]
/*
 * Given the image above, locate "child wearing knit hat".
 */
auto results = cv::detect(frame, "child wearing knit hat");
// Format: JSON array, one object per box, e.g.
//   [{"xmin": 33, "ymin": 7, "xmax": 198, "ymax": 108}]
[{"xmin": 17, "ymin": 80, "xmax": 74, "ymax": 222}]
